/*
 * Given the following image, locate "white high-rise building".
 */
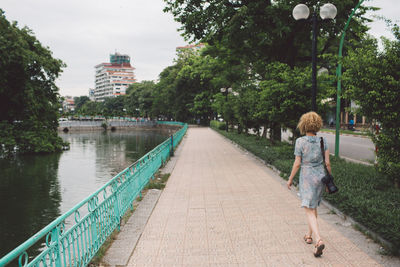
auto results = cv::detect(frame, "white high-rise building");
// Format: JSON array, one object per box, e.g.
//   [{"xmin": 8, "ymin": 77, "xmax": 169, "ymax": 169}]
[{"xmin": 94, "ymin": 53, "xmax": 136, "ymax": 101}]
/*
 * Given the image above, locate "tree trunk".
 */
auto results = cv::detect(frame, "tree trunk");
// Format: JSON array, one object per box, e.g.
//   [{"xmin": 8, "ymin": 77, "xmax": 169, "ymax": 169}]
[
  {"xmin": 270, "ymin": 123, "xmax": 281, "ymax": 143},
  {"xmin": 291, "ymin": 127, "xmax": 300, "ymax": 145},
  {"xmin": 261, "ymin": 124, "xmax": 268, "ymax": 138}
]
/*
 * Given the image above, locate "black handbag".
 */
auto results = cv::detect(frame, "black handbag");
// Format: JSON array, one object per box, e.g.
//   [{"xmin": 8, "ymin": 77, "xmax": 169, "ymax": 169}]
[{"xmin": 320, "ymin": 137, "xmax": 339, "ymax": 194}]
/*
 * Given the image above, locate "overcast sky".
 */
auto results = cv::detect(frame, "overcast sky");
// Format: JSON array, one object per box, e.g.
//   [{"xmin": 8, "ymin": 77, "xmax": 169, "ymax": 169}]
[{"xmin": 1, "ymin": 0, "xmax": 398, "ymax": 97}]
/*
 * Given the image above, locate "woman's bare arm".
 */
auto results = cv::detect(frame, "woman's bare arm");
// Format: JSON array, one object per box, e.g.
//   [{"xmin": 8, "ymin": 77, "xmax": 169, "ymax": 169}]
[
  {"xmin": 287, "ymin": 156, "xmax": 301, "ymax": 189},
  {"xmin": 325, "ymin": 149, "xmax": 332, "ymax": 174}
]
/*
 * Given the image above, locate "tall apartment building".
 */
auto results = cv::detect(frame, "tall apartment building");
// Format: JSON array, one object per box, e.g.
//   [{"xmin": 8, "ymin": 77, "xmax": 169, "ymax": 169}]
[{"xmin": 94, "ymin": 53, "xmax": 136, "ymax": 101}]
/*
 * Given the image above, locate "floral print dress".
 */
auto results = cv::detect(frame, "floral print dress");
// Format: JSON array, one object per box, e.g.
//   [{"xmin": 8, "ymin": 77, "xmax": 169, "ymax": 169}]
[{"xmin": 294, "ymin": 136, "xmax": 328, "ymax": 208}]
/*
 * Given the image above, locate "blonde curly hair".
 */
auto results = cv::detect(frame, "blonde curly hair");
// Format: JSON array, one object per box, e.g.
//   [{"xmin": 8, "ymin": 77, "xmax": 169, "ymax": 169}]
[{"xmin": 297, "ymin": 112, "xmax": 323, "ymax": 135}]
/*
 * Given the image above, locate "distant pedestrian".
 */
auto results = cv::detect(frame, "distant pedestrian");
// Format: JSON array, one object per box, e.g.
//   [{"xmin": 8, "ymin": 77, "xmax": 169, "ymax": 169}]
[
  {"xmin": 287, "ymin": 111, "xmax": 331, "ymax": 257},
  {"xmin": 348, "ymin": 118, "xmax": 354, "ymax": 130},
  {"xmin": 329, "ymin": 118, "xmax": 334, "ymax": 128}
]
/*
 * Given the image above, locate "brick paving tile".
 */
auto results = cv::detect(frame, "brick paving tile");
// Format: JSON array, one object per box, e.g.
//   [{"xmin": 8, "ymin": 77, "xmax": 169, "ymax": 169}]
[{"xmin": 126, "ymin": 128, "xmax": 382, "ymax": 267}]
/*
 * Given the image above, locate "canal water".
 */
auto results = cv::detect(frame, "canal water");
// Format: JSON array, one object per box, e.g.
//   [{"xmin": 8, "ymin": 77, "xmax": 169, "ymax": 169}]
[{"xmin": 0, "ymin": 129, "xmax": 170, "ymax": 259}]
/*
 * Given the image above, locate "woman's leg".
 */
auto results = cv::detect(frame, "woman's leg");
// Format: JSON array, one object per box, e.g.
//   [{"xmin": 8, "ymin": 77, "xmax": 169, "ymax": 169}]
[
  {"xmin": 304, "ymin": 207, "xmax": 321, "ymax": 242},
  {"xmin": 305, "ymin": 208, "xmax": 317, "ymax": 237}
]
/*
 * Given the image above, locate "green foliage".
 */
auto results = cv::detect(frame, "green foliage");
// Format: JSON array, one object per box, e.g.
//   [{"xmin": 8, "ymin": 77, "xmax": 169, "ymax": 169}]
[
  {"xmin": 126, "ymin": 81, "xmax": 156, "ymax": 118},
  {"xmin": 210, "ymin": 120, "xmax": 226, "ymax": 130},
  {"xmin": 211, "ymin": 126, "xmax": 400, "ymax": 252},
  {"xmin": 325, "ymin": 157, "xmax": 400, "ymax": 253},
  {"xmin": 190, "ymin": 91, "xmax": 213, "ymax": 125},
  {"xmin": 73, "ymin": 96, "xmax": 90, "ymax": 112},
  {"xmin": 0, "ymin": 10, "xmax": 66, "ymax": 155},
  {"xmin": 0, "ymin": 121, "xmax": 66, "ymax": 155},
  {"xmin": 152, "ymin": 52, "xmax": 219, "ymax": 122},
  {"xmin": 103, "ymin": 96, "xmax": 125, "ymax": 117},
  {"xmin": 78, "ymin": 96, "xmax": 126, "ymax": 118},
  {"xmin": 79, "ymin": 101, "xmax": 103, "ymax": 116},
  {"xmin": 343, "ymin": 29, "xmax": 400, "ymax": 185},
  {"xmin": 257, "ymin": 62, "xmax": 314, "ymax": 140},
  {"xmin": 163, "ymin": 0, "xmax": 373, "ymax": 73},
  {"xmin": 0, "ymin": 122, "xmax": 16, "ymax": 155}
]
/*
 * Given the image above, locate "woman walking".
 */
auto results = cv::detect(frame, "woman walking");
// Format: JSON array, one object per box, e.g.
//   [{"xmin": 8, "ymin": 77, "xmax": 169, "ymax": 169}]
[{"xmin": 287, "ymin": 112, "xmax": 332, "ymax": 257}]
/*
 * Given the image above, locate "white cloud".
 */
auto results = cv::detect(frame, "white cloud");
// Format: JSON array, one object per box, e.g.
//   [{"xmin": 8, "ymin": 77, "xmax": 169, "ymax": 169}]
[
  {"xmin": 1, "ymin": 0, "xmax": 185, "ymax": 96},
  {"xmin": 1, "ymin": 0, "xmax": 398, "ymax": 96},
  {"xmin": 366, "ymin": 0, "xmax": 399, "ymax": 40}
]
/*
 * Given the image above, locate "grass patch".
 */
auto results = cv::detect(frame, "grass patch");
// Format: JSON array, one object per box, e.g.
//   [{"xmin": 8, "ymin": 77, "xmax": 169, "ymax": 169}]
[
  {"xmin": 144, "ymin": 172, "xmax": 171, "ymax": 190},
  {"xmin": 211, "ymin": 124, "xmax": 400, "ymax": 254},
  {"xmin": 90, "ymin": 229, "xmax": 119, "ymax": 266},
  {"xmin": 90, "ymin": 195, "xmax": 142, "ymax": 265}
]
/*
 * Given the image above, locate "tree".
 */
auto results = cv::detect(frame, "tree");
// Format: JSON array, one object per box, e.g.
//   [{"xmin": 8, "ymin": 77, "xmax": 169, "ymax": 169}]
[
  {"xmin": 0, "ymin": 10, "xmax": 66, "ymax": 155},
  {"xmin": 190, "ymin": 91, "xmax": 213, "ymax": 125},
  {"xmin": 74, "ymin": 96, "xmax": 90, "ymax": 113},
  {"xmin": 79, "ymin": 101, "xmax": 103, "ymax": 116},
  {"xmin": 153, "ymin": 51, "xmax": 220, "ymax": 122},
  {"xmin": 152, "ymin": 65, "xmax": 180, "ymax": 120},
  {"xmin": 343, "ymin": 28, "xmax": 400, "ymax": 186},
  {"xmin": 125, "ymin": 81, "xmax": 156, "ymax": 118},
  {"xmin": 256, "ymin": 62, "xmax": 313, "ymax": 142},
  {"xmin": 103, "ymin": 96, "xmax": 125, "ymax": 117},
  {"xmin": 163, "ymin": 0, "xmax": 373, "ymax": 76}
]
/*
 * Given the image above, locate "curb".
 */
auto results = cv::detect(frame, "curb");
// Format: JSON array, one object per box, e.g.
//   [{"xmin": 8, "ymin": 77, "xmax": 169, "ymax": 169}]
[
  {"xmin": 102, "ymin": 189, "xmax": 162, "ymax": 267},
  {"xmin": 330, "ymin": 153, "xmax": 373, "ymax": 166},
  {"xmin": 320, "ymin": 199, "xmax": 399, "ymax": 255}
]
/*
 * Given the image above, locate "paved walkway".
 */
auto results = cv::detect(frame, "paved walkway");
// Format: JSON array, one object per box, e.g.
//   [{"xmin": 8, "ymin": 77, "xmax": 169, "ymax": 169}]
[{"xmin": 127, "ymin": 127, "xmax": 381, "ymax": 266}]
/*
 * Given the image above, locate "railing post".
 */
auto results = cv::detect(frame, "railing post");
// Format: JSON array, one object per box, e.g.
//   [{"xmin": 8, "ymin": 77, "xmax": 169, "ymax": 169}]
[
  {"xmin": 52, "ymin": 226, "xmax": 62, "ymax": 267},
  {"xmin": 90, "ymin": 199, "xmax": 99, "ymax": 251},
  {"xmin": 170, "ymin": 135, "xmax": 174, "ymax": 157},
  {"xmin": 112, "ymin": 182, "xmax": 121, "ymax": 230}
]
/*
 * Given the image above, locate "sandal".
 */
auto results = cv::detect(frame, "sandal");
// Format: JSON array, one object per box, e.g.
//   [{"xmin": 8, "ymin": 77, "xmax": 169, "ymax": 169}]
[
  {"xmin": 314, "ymin": 239, "xmax": 325, "ymax": 257},
  {"xmin": 303, "ymin": 235, "xmax": 313, "ymax": 244}
]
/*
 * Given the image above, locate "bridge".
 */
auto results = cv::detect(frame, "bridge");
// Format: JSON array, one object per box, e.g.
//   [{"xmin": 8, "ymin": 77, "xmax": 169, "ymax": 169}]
[{"xmin": 0, "ymin": 124, "xmax": 392, "ymax": 266}]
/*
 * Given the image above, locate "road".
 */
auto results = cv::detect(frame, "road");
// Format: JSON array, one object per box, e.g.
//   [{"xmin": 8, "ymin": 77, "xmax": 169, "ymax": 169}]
[{"xmin": 282, "ymin": 130, "xmax": 375, "ymax": 163}]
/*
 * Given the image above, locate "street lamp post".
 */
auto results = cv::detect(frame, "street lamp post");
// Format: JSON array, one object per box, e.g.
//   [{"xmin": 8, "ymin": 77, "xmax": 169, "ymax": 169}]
[
  {"xmin": 220, "ymin": 87, "xmax": 232, "ymax": 132},
  {"xmin": 293, "ymin": 3, "xmax": 337, "ymax": 112}
]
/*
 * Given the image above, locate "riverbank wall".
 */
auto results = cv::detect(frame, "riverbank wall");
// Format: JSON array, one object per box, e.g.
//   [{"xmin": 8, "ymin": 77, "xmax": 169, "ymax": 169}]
[{"xmin": 58, "ymin": 121, "xmax": 181, "ymax": 133}]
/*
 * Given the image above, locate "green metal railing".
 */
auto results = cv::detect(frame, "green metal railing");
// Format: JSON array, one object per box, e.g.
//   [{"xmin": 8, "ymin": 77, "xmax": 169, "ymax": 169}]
[{"xmin": 0, "ymin": 122, "xmax": 187, "ymax": 267}]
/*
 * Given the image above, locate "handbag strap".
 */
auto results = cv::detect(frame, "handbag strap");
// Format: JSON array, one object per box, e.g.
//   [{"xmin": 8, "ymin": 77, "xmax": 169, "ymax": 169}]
[{"xmin": 320, "ymin": 137, "xmax": 330, "ymax": 174}]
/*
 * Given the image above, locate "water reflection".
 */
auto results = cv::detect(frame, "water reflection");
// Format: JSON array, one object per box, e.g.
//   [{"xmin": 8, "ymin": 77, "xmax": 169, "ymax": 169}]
[
  {"xmin": 0, "ymin": 129, "xmax": 168, "ymax": 260},
  {"xmin": 57, "ymin": 130, "xmax": 167, "ymax": 213},
  {"xmin": 0, "ymin": 153, "xmax": 62, "ymax": 259}
]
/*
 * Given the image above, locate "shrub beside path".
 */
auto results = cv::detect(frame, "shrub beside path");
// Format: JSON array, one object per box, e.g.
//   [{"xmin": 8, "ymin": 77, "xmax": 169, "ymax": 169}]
[{"xmin": 126, "ymin": 127, "xmax": 386, "ymax": 266}]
